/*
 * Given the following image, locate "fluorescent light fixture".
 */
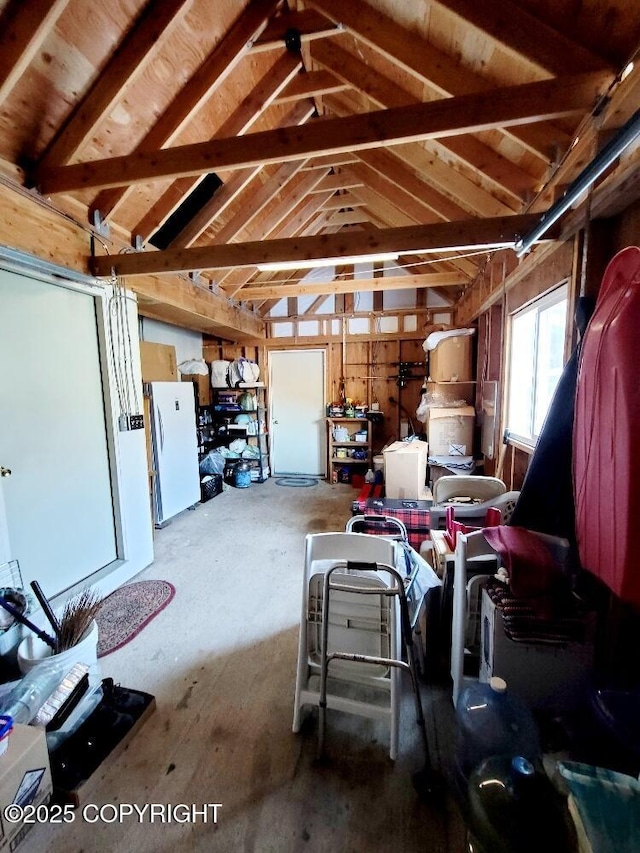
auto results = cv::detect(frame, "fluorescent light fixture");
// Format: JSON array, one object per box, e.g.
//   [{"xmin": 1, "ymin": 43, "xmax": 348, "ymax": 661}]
[
  {"xmin": 257, "ymin": 252, "xmax": 399, "ymax": 272},
  {"xmin": 398, "ymin": 242, "xmax": 516, "ymax": 255}
]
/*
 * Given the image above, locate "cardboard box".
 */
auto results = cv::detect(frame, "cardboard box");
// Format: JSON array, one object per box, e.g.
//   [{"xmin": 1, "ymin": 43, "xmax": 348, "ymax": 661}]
[
  {"xmin": 383, "ymin": 440, "xmax": 429, "ymax": 500},
  {"xmin": 427, "ymin": 406, "xmax": 475, "ymax": 456},
  {"xmin": 0, "ymin": 724, "xmax": 52, "ymax": 851},
  {"xmin": 181, "ymin": 373, "xmax": 211, "ymax": 406},
  {"xmin": 428, "ymin": 334, "xmax": 472, "ymax": 382},
  {"xmin": 425, "ymin": 380, "xmax": 475, "ymax": 406},
  {"xmin": 139, "ymin": 341, "xmax": 177, "ymax": 381}
]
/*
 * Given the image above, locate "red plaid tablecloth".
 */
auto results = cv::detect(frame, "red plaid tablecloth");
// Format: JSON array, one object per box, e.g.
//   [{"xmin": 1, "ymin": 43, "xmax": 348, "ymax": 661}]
[{"xmin": 357, "ymin": 497, "xmax": 432, "ymax": 550}]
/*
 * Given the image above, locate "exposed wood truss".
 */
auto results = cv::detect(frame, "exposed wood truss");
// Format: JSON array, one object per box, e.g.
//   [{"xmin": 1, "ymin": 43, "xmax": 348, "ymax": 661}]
[{"xmin": 0, "ymin": 0, "xmax": 636, "ymax": 337}]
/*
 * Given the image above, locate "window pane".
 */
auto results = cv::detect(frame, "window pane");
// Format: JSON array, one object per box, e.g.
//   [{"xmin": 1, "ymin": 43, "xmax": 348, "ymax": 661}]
[
  {"xmin": 508, "ymin": 310, "xmax": 536, "ymax": 437},
  {"xmin": 533, "ymin": 299, "xmax": 567, "ymax": 435}
]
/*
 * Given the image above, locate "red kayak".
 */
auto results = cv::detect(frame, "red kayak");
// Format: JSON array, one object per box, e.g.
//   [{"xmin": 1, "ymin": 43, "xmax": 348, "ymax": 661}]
[{"xmin": 573, "ymin": 246, "xmax": 640, "ymax": 607}]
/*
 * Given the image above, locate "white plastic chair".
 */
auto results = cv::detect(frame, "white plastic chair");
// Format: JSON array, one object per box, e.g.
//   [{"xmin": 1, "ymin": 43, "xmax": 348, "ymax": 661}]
[
  {"xmin": 429, "ymin": 491, "xmax": 521, "ymax": 531},
  {"xmin": 432, "ymin": 475, "xmax": 507, "ymax": 506},
  {"xmin": 450, "ymin": 531, "xmax": 499, "ymax": 707},
  {"xmin": 292, "ymin": 532, "xmax": 405, "ymax": 759}
]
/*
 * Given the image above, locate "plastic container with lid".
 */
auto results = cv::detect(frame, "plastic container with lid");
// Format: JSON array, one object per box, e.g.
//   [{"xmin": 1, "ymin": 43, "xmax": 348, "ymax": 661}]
[
  {"xmin": 233, "ymin": 460, "xmax": 252, "ymax": 489},
  {"xmin": 455, "ymin": 677, "xmax": 541, "ymax": 780}
]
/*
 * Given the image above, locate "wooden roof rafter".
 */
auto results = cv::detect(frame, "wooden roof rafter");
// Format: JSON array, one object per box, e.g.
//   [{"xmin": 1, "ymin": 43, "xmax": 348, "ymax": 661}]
[
  {"xmin": 131, "ymin": 53, "xmax": 306, "ymax": 245},
  {"xmin": 88, "ymin": 0, "xmax": 283, "ymax": 220},
  {"xmin": 0, "ymin": 0, "xmax": 72, "ymax": 106},
  {"xmin": 310, "ymin": 38, "xmax": 538, "ymax": 203},
  {"xmin": 431, "ymin": 0, "xmax": 611, "ymax": 76},
  {"xmin": 36, "ymin": 0, "xmax": 194, "ymax": 172},
  {"xmin": 306, "ymin": 0, "xmax": 575, "ymax": 161}
]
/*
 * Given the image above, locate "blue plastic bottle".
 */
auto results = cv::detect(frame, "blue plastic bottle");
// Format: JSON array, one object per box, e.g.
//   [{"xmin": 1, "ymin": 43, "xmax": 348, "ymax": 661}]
[{"xmin": 455, "ymin": 677, "xmax": 541, "ymax": 781}]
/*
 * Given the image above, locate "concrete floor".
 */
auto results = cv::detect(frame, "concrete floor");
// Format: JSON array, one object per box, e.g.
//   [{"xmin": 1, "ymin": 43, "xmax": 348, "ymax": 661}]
[{"xmin": 21, "ymin": 479, "xmax": 466, "ymax": 853}]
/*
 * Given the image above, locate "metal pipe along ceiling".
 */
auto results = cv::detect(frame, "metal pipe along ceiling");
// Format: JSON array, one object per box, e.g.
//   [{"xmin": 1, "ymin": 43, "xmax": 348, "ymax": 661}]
[{"xmin": 515, "ymin": 108, "xmax": 640, "ymax": 257}]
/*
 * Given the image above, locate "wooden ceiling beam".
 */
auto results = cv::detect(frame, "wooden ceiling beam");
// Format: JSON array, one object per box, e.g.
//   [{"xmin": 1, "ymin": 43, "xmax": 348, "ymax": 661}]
[
  {"xmin": 307, "ymin": 0, "xmax": 575, "ymax": 161},
  {"xmin": 37, "ymin": 0, "xmax": 192, "ymax": 171},
  {"xmin": 249, "ymin": 8, "xmax": 340, "ymax": 52},
  {"xmin": 274, "ymin": 69, "xmax": 349, "ymax": 103},
  {"xmin": 236, "ymin": 272, "xmax": 468, "ymax": 300},
  {"xmin": 432, "ymin": 0, "xmax": 611, "ymax": 76},
  {"xmin": 38, "ymin": 71, "xmax": 610, "ymax": 195},
  {"xmin": 132, "ymin": 55, "xmax": 305, "ymax": 243},
  {"xmin": 0, "ymin": 0, "xmax": 71, "ymax": 105},
  {"xmin": 312, "ymin": 39, "xmax": 536, "ymax": 202},
  {"xmin": 302, "ymin": 154, "xmax": 359, "ymax": 170},
  {"xmin": 346, "ymin": 162, "xmax": 440, "ymax": 226},
  {"xmin": 91, "ymin": 212, "xmax": 557, "ymax": 277},
  {"xmin": 89, "ymin": 0, "xmax": 281, "ymax": 219}
]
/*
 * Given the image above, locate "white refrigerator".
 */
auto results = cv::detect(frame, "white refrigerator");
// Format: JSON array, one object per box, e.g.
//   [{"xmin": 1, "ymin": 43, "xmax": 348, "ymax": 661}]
[{"xmin": 149, "ymin": 382, "xmax": 200, "ymax": 526}]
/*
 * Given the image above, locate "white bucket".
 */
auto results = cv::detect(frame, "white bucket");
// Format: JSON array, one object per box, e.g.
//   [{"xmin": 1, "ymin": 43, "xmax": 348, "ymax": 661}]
[{"xmin": 17, "ymin": 620, "xmax": 99, "ymax": 677}]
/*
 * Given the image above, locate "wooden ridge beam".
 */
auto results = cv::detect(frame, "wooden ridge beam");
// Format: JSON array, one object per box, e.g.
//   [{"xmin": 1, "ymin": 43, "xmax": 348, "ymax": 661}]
[
  {"xmin": 38, "ymin": 72, "xmax": 610, "ymax": 195},
  {"xmin": 88, "ymin": 0, "xmax": 281, "ymax": 219},
  {"xmin": 0, "ymin": 0, "xmax": 71, "ymax": 105},
  {"xmin": 236, "ymin": 272, "xmax": 468, "ymax": 300},
  {"xmin": 91, "ymin": 213, "xmax": 557, "ymax": 278}
]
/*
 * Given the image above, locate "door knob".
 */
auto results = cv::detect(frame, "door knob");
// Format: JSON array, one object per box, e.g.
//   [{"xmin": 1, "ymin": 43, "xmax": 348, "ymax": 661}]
[{"xmin": 0, "ymin": 467, "xmax": 11, "ymax": 478}]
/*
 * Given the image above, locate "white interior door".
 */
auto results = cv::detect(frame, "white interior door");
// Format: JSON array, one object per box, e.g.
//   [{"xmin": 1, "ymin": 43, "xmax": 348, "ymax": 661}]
[
  {"xmin": 269, "ymin": 350, "xmax": 325, "ymax": 476},
  {"xmin": 0, "ymin": 267, "xmax": 117, "ymax": 597},
  {"xmin": 0, "ymin": 480, "xmax": 11, "ymax": 565}
]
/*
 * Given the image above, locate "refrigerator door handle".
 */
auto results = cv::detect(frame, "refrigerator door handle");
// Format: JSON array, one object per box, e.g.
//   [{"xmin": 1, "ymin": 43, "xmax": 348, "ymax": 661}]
[{"xmin": 158, "ymin": 407, "xmax": 164, "ymax": 452}]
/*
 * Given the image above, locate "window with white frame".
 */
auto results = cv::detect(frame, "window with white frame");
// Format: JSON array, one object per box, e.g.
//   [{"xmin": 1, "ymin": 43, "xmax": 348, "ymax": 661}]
[{"xmin": 507, "ymin": 284, "xmax": 568, "ymax": 445}]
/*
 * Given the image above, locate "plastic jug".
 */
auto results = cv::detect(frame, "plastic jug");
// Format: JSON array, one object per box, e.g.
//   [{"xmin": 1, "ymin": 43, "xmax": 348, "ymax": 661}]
[
  {"xmin": 455, "ymin": 677, "xmax": 541, "ymax": 780},
  {"xmin": 467, "ymin": 755, "xmax": 571, "ymax": 853},
  {"xmin": 233, "ymin": 460, "xmax": 252, "ymax": 489}
]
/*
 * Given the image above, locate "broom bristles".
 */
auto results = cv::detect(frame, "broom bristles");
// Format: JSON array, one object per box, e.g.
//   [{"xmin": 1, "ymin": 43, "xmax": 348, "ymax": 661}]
[{"xmin": 57, "ymin": 588, "xmax": 102, "ymax": 652}]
